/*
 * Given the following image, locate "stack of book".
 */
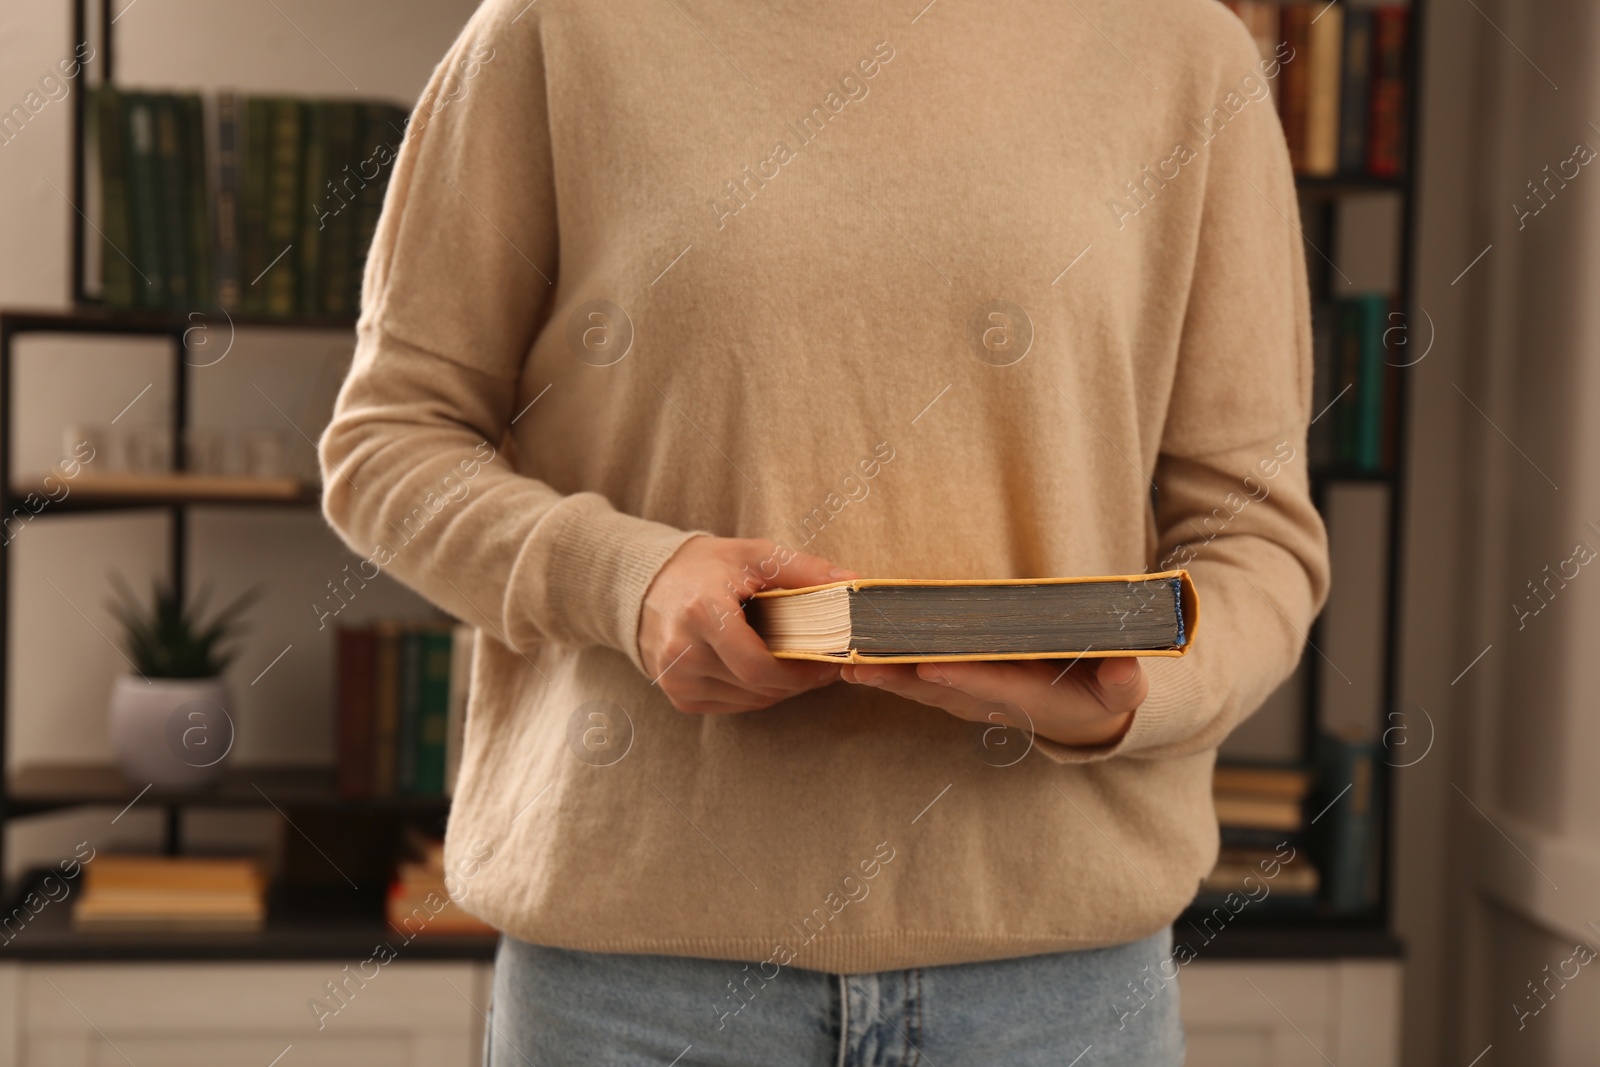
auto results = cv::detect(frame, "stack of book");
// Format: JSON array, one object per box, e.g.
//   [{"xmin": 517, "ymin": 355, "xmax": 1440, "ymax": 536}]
[
  {"xmin": 1222, "ymin": 1, "xmax": 1410, "ymax": 178},
  {"xmin": 90, "ymin": 87, "xmax": 409, "ymax": 318},
  {"xmin": 336, "ymin": 622, "xmax": 473, "ymax": 800},
  {"xmin": 1311, "ymin": 293, "xmax": 1400, "ymax": 472},
  {"xmin": 386, "ymin": 829, "xmax": 496, "ymax": 937},
  {"xmin": 72, "ymin": 856, "xmax": 267, "ymax": 932},
  {"xmin": 1201, "ymin": 765, "xmax": 1320, "ymax": 905}
]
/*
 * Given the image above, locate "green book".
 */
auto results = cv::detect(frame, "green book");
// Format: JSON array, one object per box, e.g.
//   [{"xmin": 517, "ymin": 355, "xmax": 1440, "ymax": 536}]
[
  {"xmin": 1353, "ymin": 294, "xmax": 1389, "ymax": 471},
  {"xmin": 123, "ymin": 93, "xmax": 167, "ymax": 309},
  {"xmin": 352, "ymin": 104, "xmax": 405, "ymax": 312},
  {"xmin": 1311, "ymin": 731, "xmax": 1382, "ymax": 913},
  {"xmin": 95, "ymin": 87, "xmax": 135, "ymax": 308},
  {"xmin": 296, "ymin": 101, "xmax": 326, "ymax": 316},
  {"xmin": 263, "ymin": 98, "xmax": 302, "ymax": 317},
  {"xmin": 319, "ymin": 102, "xmax": 360, "ymax": 319},
  {"xmin": 396, "ymin": 629, "xmax": 424, "ymax": 795},
  {"xmin": 152, "ymin": 96, "xmax": 191, "ymax": 311},
  {"xmin": 180, "ymin": 93, "xmax": 212, "ymax": 313},
  {"xmin": 214, "ymin": 92, "xmax": 241, "ymax": 310},
  {"xmin": 414, "ymin": 629, "xmax": 454, "ymax": 796},
  {"xmin": 239, "ymin": 97, "xmax": 272, "ymax": 314},
  {"xmin": 1333, "ymin": 299, "xmax": 1365, "ymax": 466}
]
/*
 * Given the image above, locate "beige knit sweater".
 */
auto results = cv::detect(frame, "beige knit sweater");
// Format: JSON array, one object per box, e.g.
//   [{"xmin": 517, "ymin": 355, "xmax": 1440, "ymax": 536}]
[{"xmin": 321, "ymin": 0, "xmax": 1330, "ymax": 973}]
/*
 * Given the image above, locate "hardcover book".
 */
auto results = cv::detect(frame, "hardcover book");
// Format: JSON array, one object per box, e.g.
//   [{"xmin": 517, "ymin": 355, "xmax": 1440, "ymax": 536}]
[{"xmin": 746, "ymin": 570, "xmax": 1197, "ymax": 662}]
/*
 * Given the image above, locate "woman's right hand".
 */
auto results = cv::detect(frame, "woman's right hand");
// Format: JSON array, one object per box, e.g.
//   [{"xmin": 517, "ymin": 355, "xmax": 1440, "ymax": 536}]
[{"xmin": 638, "ymin": 536, "xmax": 854, "ymax": 713}]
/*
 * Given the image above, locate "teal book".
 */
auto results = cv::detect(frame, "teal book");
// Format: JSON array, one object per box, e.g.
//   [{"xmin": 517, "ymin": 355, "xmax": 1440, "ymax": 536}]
[
  {"xmin": 414, "ymin": 629, "xmax": 453, "ymax": 796},
  {"xmin": 1311, "ymin": 731, "xmax": 1382, "ymax": 913},
  {"xmin": 395, "ymin": 628, "xmax": 424, "ymax": 795},
  {"xmin": 239, "ymin": 97, "xmax": 272, "ymax": 315},
  {"xmin": 180, "ymin": 93, "xmax": 212, "ymax": 312},
  {"xmin": 1337, "ymin": 9, "xmax": 1373, "ymax": 175},
  {"xmin": 123, "ymin": 93, "xmax": 167, "ymax": 309},
  {"xmin": 1353, "ymin": 294, "xmax": 1389, "ymax": 471},
  {"xmin": 152, "ymin": 96, "xmax": 191, "ymax": 311},
  {"xmin": 296, "ymin": 101, "xmax": 326, "ymax": 316},
  {"xmin": 95, "ymin": 87, "xmax": 135, "ymax": 308}
]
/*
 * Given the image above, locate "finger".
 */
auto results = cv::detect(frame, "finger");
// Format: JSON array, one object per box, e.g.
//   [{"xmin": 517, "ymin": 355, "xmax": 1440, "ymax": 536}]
[
  {"xmin": 712, "ymin": 618, "xmax": 842, "ymax": 693},
  {"xmin": 755, "ymin": 543, "xmax": 855, "ymax": 590},
  {"xmin": 844, "ymin": 664, "xmax": 992, "ymax": 717},
  {"xmin": 1092, "ymin": 657, "xmax": 1149, "ymax": 713}
]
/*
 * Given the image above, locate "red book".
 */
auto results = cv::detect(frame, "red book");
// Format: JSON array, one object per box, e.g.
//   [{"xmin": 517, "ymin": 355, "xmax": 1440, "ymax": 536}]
[
  {"xmin": 1367, "ymin": 7, "xmax": 1410, "ymax": 178},
  {"xmin": 1278, "ymin": 5, "xmax": 1314, "ymax": 172},
  {"xmin": 336, "ymin": 627, "xmax": 376, "ymax": 799}
]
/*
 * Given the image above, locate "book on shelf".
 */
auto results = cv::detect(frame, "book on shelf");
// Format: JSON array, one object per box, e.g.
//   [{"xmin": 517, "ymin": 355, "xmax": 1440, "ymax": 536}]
[
  {"xmin": 1311, "ymin": 730, "xmax": 1383, "ymax": 913},
  {"xmin": 1310, "ymin": 292, "xmax": 1398, "ymax": 472},
  {"xmin": 337, "ymin": 621, "xmax": 474, "ymax": 800},
  {"xmin": 1368, "ymin": 7, "xmax": 1411, "ymax": 178},
  {"xmin": 1301, "ymin": 3, "xmax": 1344, "ymax": 177},
  {"xmin": 1219, "ymin": 2, "xmax": 1411, "ymax": 180},
  {"xmin": 386, "ymin": 829, "xmax": 495, "ymax": 937},
  {"xmin": 1200, "ymin": 764, "xmax": 1319, "ymax": 907},
  {"xmin": 745, "ymin": 571, "xmax": 1197, "ymax": 662},
  {"xmin": 72, "ymin": 855, "xmax": 267, "ymax": 932},
  {"xmin": 86, "ymin": 86, "xmax": 410, "ymax": 318}
]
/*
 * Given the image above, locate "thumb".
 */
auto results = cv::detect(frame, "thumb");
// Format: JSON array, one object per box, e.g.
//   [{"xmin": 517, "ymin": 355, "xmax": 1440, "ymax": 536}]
[
  {"xmin": 1095, "ymin": 657, "xmax": 1149, "ymax": 711},
  {"xmin": 766, "ymin": 547, "xmax": 855, "ymax": 590}
]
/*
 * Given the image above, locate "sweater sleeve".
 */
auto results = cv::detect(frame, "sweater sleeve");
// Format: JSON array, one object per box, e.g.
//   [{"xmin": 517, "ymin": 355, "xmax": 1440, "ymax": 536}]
[
  {"xmin": 1036, "ymin": 41, "xmax": 1331, "ymax": 764},
  {"xmin": 318, "ymin": 0, "xmax": 699, "ymax": 672}
]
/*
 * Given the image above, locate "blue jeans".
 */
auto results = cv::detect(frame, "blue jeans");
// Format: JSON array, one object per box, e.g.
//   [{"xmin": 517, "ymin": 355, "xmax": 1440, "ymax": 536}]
[{"xmin": 485, "ymin": 929, "xmax": 1184, "ymax": 1066}]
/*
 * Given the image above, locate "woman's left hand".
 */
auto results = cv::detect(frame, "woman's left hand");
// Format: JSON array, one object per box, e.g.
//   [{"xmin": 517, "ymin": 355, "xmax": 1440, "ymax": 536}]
[{"xmin": 840, "ymin": 656, "xmax": 1148, "ymax": 749}]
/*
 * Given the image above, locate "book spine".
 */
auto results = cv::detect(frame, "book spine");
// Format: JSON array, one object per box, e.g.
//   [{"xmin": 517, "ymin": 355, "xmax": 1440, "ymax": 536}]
[
  {"xmin": 444, "ymin": 624, "xmax": 474, "ymax": 797},
  {"xmin": 1337, "ymin": 9, "xmax": 1373, "ymax": 175},
  {"xmin": 1308, "ymin": 300, "xmax": 1337, "ymax": 466},
  {"xmin": 1356, "ymin": 294, "xmax": 1388, "ymax": 470},
  {"xmin": 319, "ymin": 103, "xmax": 360, "ymax": 319},
  {"xmin": 1313, "ymin": 733, "xmax": 1379, "ymax": 913},
  {"xmin": 371, "ymin": 626, "xmax": 400, "ymax": 798},
  {"xmin": 396, "ymin": 629, "xmax": 423, "ymax": 795},
  {"xmin": 264, "ymin": 98, "xmax": 302, "ymax": 317},
  {"xmin": 97, "ymin": 87, "xmax": 135, "ymax": 309},
  {"xmin": 1278, "ymin": 6, "xmax": 1313, "ymax": 172},
  {"xmin": 1334, "ymin": 298, "xmax": 1364, "ymax": 466},
  {"xmin": 1302, "ymin": 3, "xmax": 1343, "ymax": 177},
  {"xmin": 1367, "ymin": 8, "xmax": 1410, "ymax": 178},
  {"xmin": 181, "ymin": 94, "xmax": 212, "ymax": 313},
  {"xmin": 215, "ymin": 92, "xmax": 241, "ymax": 311},
  {"xmin": 297, "ymin": 101, "xmax": 327, "ymax": 317},
  {"xmin": 239, "ymin": 98, "xmax": 271, "ymax": 315},
  {"xmin": 415, "ymin": 630, "xmax": 454, "ymax": 796},
  {"xmin": 124, "ymin": 94, "xmax": 167, "ymax": 309},
  {"xmin": 335, "ymin": 627, "xmax": 376, "ymax": 800},
  {"xmin": 153, "ymin": 96, "xmax": 191, "ymax": 312}
]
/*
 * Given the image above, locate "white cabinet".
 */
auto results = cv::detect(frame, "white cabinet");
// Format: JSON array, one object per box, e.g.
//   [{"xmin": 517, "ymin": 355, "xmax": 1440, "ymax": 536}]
[
  {"xmin": 1181, "ymin": 959, "xmax": 1403, "ymax": 1067},
  {"xmin": 0, "ymin": 960, "xmax": 490, "ymax": 1067}
]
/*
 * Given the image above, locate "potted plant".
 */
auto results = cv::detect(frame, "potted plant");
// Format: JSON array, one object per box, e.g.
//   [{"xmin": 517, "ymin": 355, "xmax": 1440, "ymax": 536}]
[{"xmin": 106, "ymin": 577, "xmax": 259, "ymax": 789}]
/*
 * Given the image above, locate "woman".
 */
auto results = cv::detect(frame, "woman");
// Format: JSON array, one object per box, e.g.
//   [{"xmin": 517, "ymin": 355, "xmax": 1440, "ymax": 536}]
[{"xmin": 321, "ymin": 0, "xmax": 1329, "ymax": 1062}]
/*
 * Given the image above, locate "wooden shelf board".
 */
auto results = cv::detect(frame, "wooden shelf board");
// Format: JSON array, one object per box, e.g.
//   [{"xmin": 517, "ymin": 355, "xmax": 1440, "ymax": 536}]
[
  {"xmin": 10, "ymin": 472, "xmax": 318, "ymax": 509},
  {"xmin": 0, "ymin": 869, "xmax": 495, "ymax": 961},
  {"xmin": 0, "ymin": 306, "xmax": 356, "ymax": 336},
  {"xmin": 6, "ymin": 763, "xmax": 451, "ymax": 814}
]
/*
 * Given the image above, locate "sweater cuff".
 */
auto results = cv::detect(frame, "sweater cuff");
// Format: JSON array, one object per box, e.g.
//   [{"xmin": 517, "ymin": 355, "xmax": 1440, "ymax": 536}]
[
  {"xmin": 523, "ymin": 493, "xmax": 704, "ymax": 674},
  {"xmin": 1030, "ymin": 655, "xmax": 1206, "ymax": 764}
]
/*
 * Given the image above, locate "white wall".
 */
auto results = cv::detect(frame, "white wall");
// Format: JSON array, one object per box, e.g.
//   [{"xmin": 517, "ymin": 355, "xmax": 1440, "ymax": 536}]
[{"xmin": 0, "ymin": 0, "xmax": 479, "ymax": 880}]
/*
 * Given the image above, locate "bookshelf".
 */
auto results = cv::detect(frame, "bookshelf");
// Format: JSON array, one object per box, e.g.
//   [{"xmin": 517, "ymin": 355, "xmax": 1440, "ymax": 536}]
[{"xmin": 2, "ymin": 0, "xmax": 1423, "ymax": 962}]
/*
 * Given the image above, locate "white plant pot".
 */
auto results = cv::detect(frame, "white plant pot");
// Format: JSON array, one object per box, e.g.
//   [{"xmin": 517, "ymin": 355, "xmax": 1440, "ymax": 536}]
[{"xmin": 108, "ymin": 675, "xmax": 235, "ymax": 789}]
